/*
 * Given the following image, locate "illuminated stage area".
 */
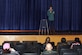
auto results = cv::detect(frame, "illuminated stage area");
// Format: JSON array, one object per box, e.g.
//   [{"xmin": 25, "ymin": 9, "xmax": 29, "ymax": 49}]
[
  {"xmin": 0, "ymin": 30, "xmax": 82, "ymax": 45},
  {"xmin": 0, "ymin": 35, "xmax": 82, "ymax": 45}
]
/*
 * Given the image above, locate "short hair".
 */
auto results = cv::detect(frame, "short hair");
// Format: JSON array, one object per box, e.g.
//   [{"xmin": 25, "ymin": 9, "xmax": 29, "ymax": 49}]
[
  {"xmin": 74, "ymin": 38, "xmax": 81, "ymax": 44},
  {"xmin": 49, "ymin": 5, "xmax": 53, "ymax": 7},
  {"xmin": 61, "ymin": 38, "xmax": 66, "ymax": 43},
  {"xmin": 75, "ymin": 38, "xmax": 79, "ymax": 42}
]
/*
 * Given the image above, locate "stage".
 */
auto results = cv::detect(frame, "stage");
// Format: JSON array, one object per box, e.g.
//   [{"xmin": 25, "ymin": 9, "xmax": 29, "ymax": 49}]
[
  {"xmin": 0, "ymin": 35, "xmax": 82, "ymax": 45},
  {"xmin": 0, "ymin": 30, "xmax": 82, "ymax": 35},
  {"xmin": 0, "ymin": 30, "xmax": 81, "ymax": 45}
]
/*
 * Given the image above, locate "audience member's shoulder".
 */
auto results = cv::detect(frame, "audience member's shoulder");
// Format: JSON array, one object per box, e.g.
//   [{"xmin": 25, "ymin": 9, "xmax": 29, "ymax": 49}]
[
  {"xmin": 42, "ymin": 50, "xmax": 57, "ymax": 54},
  {"xmin": 41, "ymin": 51, "xmax": 48, "ymax": 54},
  {"xmin": 10, "ymin": 50, "xmax": 20, "ymax": 55},
  {"xmin": 51, "ymin": 50, "xmax": 57, "ymax": 53},
  {"xmin": 52, "ymin": 51, "xmax": 57, "ymax": 52},
  {"xmin": 41, "ymin": 51, "xmax": 58, "ymax": 55}
]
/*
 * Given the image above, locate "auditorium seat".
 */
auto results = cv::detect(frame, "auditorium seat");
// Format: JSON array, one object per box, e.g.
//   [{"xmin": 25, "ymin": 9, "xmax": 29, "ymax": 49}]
[
  {"xmin": 22, "ymin": 41, "xmax": 39, "ymax": 54},
  {"xmin": 2, "ymin": 53, "xmax": 17, "ymax": 55},
  {"xmin": 73, "ymin": 45, "xmax": 82, "ymax": 50},
  {"xmin": 57, "ymin": 45, "xmax": 70, "ymax": 53},
  {"xmin": 22, "ymin": 41, "xmax": 37, "ymax": 46},
  {"xmin": 22, "ymin": 53, "xmax": 37, "ymax": 55},
  {"xmin": 72, "ymin": 45, "xmax": 82, "ymax": 55},
  {"xmin": 14, "ymin": 43, "xmax": 25, "ymax": 55},
  {"xmin": 66, "ymin": 40, "xmax": 74, "ymax": 45},
  {"xmin": 37, "ymin": 43, "xmax": 43, "ymax": 54},
  {"xmin": 41, "ymin": 52, "xmax": 58, "ymax": 55},
  {"xmin": 59, "ymin": 49, "xmax": 75, "ymax": 55},
  {"xmin": 0, "ymin": 48, "xmax": 2, "ymax": 55},
  {"xmin": 77, "ymin": 48, "xmax": 82, "ymax": 55},
  {"xmin": 63, "ymin": 52, "xmax": 78, "ymax": 55}
]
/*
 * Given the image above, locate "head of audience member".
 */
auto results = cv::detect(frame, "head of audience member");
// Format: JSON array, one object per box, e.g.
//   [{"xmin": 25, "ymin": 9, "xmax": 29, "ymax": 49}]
[
  {"xmin": 2, "ymin": 43, "xmax": 11, "ymax": 53},
  {"xmin": 70, "ymin": 38, "xmax": 81, "ymax": 49},
  {"xmin": 45, "ymin": 43, "xmax": 53, "ymax": 51},
  {"xmin": 45, "ymin": 37, "xmax": 50, "ymax": 44},
  {"xmin": 74, "ymin": 38, "xmax": 81, "ymax": 44},
  {"xmin": 61, "ymin": 38, "xmax": 66, "ymax": 43}
]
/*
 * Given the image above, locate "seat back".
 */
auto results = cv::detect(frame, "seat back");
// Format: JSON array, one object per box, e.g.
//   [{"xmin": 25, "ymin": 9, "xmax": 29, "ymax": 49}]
[
  {"xmin": 14, "ymin": 43, "xmax": 25, "ymax": 55},
  {"xmin": 42, "ymin": 52, "xmax": 58, "ymax": 55},
  {"xmin": 22, "ymin": 53, "xmax": 37, "ymax": 55},
  {"xmin": 63, "ymin": 52, "xmax": 78, "ymax": 55},
  {"xmin": 59, "ymin": 49, "xmax": 75, "ymax": 55},
  {"xmin": 2, "ymin": 53, "xmax": 17, "ymax": 55},
  {"xmin": 23, "ymin": 41, "xmax": 38, "ymax": 53},
  {"xmin": 77, "ymin": 49, "xmax": 82, "ymax": 55},
  {"xmin": 58, "ymin": 45, "xmax": 70, "ymax": 53}
]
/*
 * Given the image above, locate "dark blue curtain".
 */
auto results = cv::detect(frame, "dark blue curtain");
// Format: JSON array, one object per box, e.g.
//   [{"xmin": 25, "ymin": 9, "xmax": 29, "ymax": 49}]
[{"xmin": 0, "ymin": 0, "xmax": 82, "ymax": 31}]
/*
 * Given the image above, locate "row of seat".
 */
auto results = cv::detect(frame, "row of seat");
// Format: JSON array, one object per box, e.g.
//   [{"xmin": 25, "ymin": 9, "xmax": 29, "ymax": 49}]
[
  {"xmin": 2, "ymin": 41, "xmax": 42, "ymax": 55},
  {"xmin": 1, "ymin": 41, "xmax": 82, "ymax": 55},
  {"xmin": 58, "ymin": 45, "xmax": 82, "ymax": 55}
]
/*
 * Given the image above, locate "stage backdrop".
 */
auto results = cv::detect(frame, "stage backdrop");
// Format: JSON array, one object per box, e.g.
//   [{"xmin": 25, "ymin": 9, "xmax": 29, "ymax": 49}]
[{"xmin": 0, "ymin": 0, "xmax": 82, "ymax": 31}]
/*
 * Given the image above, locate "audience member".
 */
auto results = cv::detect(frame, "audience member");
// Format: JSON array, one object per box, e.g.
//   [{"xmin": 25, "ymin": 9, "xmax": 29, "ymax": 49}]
[
  {"xmin": 57, "ymin": 38, "xmax": 68, "ymax": 52},
  {"xmin": 70, "ymin": 38, "xmax": 81, "ymax": 49},
  {"xmin": 2, "ymin": 43, "xmax": 20, "ymax": 55},
  {"xmin": 43, "ymin": 37, "xmax": 50, "ymax": 50},
  {"xmin": 43, "ymin": 37, "xmax": 55, "ymax": 50},
  {"xmin": 41, "ymin": 43, "xmax": 58, "ymax": 55},
  {"xmin": 44, "ymin": 37, "xmax": 50, "ymax": 44},
  {"xmin": 57, "ymin": 38, "xmax": 68, "ymax": 46},
  {"xmin": 60, "ymin": 38, "xmax": 67, "ymax": 45}
]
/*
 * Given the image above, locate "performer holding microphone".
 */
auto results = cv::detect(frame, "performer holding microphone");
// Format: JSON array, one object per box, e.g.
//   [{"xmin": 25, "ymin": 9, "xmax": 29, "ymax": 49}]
[{"xmin": 47, "ymin": 5, "xmax": 55, "ymax": 35}]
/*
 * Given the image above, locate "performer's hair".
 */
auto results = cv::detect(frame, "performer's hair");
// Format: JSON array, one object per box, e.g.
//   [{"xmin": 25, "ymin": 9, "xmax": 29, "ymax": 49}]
[{"xmin": 49, "ymin": 5, "xmax": 53, "ymax": 7}]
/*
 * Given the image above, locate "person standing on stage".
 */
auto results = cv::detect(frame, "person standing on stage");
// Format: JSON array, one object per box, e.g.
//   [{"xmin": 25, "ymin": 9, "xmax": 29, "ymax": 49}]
[{"xmin": 47, "ymin": 5, "xmax": 55, "ymax": 34}]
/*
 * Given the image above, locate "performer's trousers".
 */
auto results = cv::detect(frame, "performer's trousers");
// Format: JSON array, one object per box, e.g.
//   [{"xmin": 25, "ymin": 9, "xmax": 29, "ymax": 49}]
[{"xmin": 48, "ymin": 21, "xmax": 55, "ymax": 35}]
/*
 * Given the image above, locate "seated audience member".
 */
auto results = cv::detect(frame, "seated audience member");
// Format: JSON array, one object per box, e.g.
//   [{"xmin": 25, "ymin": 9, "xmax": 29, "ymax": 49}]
[
  {"xmin": 57, "ymin": 38, "xmax": 67, "ymax": 46},
  {"xmin": 41, "ymin": 43, "xmax": 58, "ymax": 55},
  {"xmin": 43, "ymin": 37, "xmax": 55, "ymax": 51},
  {"xmin": 70, "ymin": 38, "xmax": 81, "ymax": 49},
  {"xmin": 2, "ymin": 43, "xmax": 20, "ymax": 55},
  {"xmin": 43, "ymin": 37, "xmax": 55, "ymax": 50},
  {"xmin": 43, "ymin": 37, "xmax": 50, "ymax": 50},
  {"xmin": 60, "ymin": 38, "xmax": 67, "ymax": 45},
  {"xmin": 45, "ymin": 37, "xmax": 50, "ymax": 44},
  {"xmin": 57, "ymin": 38, "xmax": 68, "ymax": 52}
]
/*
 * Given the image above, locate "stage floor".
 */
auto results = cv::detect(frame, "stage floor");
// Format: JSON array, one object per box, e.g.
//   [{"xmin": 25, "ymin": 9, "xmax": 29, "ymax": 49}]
[
  {"xmin": 0, "ymin": 30, "xmax": 82, "ymax": 45},
  {"xmin": 0, "ymin": 35, "xmax": 82, "ymax": 45},
  {"xmin": 0, "ymin": 30, "xmax": 82, "ymax": 35}
]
